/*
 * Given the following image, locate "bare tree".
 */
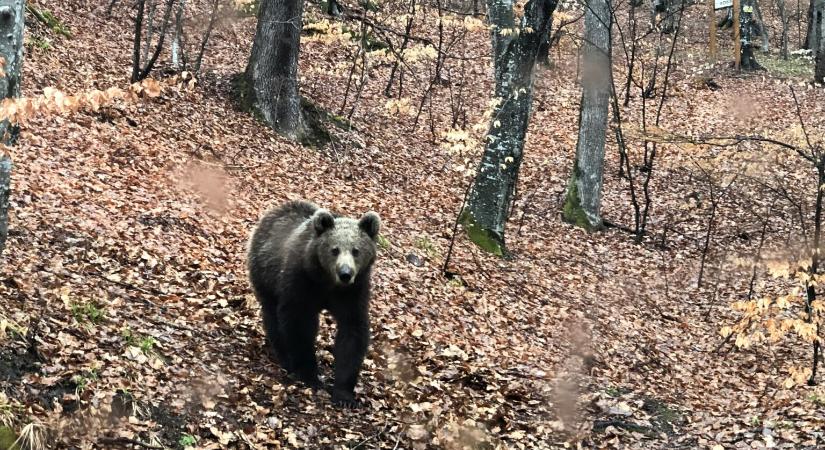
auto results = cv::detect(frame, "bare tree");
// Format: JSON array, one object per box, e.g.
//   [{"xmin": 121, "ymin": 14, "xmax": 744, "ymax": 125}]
[
  {"xmin": 461, "ymin": 0, "xmax": 558, "ymax": 254},
  {"xmin": 775, "ymin": 0, "xmax": 791, "ymax": 59},
  {"xmin": 240, "ymin": 0, "xmax": 305, "ymax": 139},
  {"xmin": 804, "ymin": 0, "xmax": 823, "ymax": 49},
  {"xmin": 193, "ymin": 0, "xmax": 220, "ymax": 75},
  {"xmin": 0, "ymin": 0, "xmax": 24, "ymax": 261},
  {"xmin": 753, "ymin": 0, "xmax": 769, "ymax": 52},
  {"xmin": 131, "ymin": 0, "xmax": 175, "ymax": 82},
  {"xmin": 171, "ymin": 0, "xmax": 186, "ymax": 70},
  {"xmin": 739, "ymin": 0, "xmax": 762, "ymax": 69},
  {"xmin": 815, "ymin": 0, "xmax": 825, "ymax": 81},
  {"xmin": 168, "ymin": 0, "xmax": 219, "ymax": 75},
  {"xmin": 562, "ymin": 0, "xmax": 612, "ymax": 230}
]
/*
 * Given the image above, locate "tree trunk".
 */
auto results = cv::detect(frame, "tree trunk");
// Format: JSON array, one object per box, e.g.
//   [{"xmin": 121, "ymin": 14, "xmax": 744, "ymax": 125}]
[
  {"xmin": 142, "ymin": 0, "xmax": 156, "ymax": 64},
  {"xmin": 804, "ymin": 0, "xmax": 825, "ymax": 50},
  {"xmin": 536, "ymin": 14, "xmax": 553, "ymax": 66},
  {"xmin": 242, "ymin": 0, "xmax": 305, "ymax": 140},
  {"xmin": 816, "ymin": 0, "xmax": 825, "ymax": 82},
  {"xmin": 739, "ymin": 0, "xmax": 761, "ymax": 69},
  {"xmin": 131, "ymin": 0, "xmax": 146, "ymax": 82},
  {"xmin": 131, "ymin": 0, "xmax": 174, "ymax": 82},
  {"xmin": 462, "ymin": 0, "xmax": 557, "ymax": 255},
  {"xmin": 0, "ymin": 0, "xmax": 24, "ymax": 261},
  {"xmin": 193, "ymin": 0, "xmax": 219, "ymax": 75},
  {"xmin": 0, "ymin": 156, "xmax": 11, "ymax": 259},
  {"xmin": 562, "ymin": 0, "xmax": 611, "ymax": 231},
  {"xmin": 651, "ymin": 0, "xmax": 674, "ymax": 32},
  {"xmin": 753, "ymin": 0, "xmax": 769, "ymax": 52},
  {"xmin": 775, "ymin": 0, "xmax": 790, "ymax": 59},
  {"xmin": 171, "ymin": 0, "xmax": 186, "ymax": 70}
]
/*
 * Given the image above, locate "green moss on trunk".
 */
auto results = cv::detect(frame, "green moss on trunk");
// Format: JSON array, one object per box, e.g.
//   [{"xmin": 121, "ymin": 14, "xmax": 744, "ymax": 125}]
[
  {"xmin": 299, "ymin": 97, "xmax": 354, "ymax": 149},
  {"xmin": 0, "ymin": 426, "xmax": 20, "ymax": 450},
  {"xmin": 231, "ymin": 72, "xmax": 259, "ymax": 118},
  {"xmin": 27, "ymin": 5, "xmax": 71, "ymax": 37},
  {"xmin": 562, "ymin": 167, "xmax": 601, "ymax": 232},
  {"xmin": 233, "ymin": 73, "xmax": 357, "ymax": 149},
  {"xmin": 233, "ymin": 73, "xmax": 354, "ymax": 149},
  {"xmin": 459, "ymin": 209, "xmax": 504, "ymax": 256}
]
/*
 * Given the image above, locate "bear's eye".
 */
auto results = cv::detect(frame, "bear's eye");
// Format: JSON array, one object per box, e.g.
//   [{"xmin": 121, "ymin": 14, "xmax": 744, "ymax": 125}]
[
  {"xmin": 352, "ymin": 248, "xmax": 360, "ymax": 257},
  {"xmin": 331, "ymin": 248, "xmax": 340, "ymax": 256}
]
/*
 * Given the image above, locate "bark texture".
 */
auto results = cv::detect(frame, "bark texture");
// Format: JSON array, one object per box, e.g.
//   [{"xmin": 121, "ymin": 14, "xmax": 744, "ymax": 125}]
[
  {"xmin": 774, "ymin": 0, "xmax": 790, "ymax": 59},
  {"xmin": 805, "ymin": 0, "xmax": 824, "ymax": 49},
  {"xmin": 0, "ymin": 157, "xmax": 10, "ymax": 259},
  {"xmin": 242, "ymin": 0, "xmax": 305, "ymax": 140},
  {"xmin": 131, "ymin": 0, "xmax": 174, "ymax": 82},
  {"xmin": 171, "ymin": 0, "xmax": 185, "ymax": 69},
  {"xmin": 816, "ymin": 0, "xmax": 825, "ymax": 82},
  {"xmin": 735, "ymin": 0, "xmax": 761, "ymax": 69},
  {"xmin": 0, "ymin": 0, "xmax": 24, "ymax": 260},
  {"xmin": 651, "ymin": 0, "xmax": 674, "ymax": 32},
  {"xmin": 463, "ymin": 0, "xmax": 557, "ymax": 254},
  {"xmin": 562, "ymin": 0, "xmax": 611, "ymax": 230}
]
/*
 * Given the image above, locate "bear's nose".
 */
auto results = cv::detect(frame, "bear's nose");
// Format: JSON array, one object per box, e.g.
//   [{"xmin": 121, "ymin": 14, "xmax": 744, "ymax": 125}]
[{"xmin": 338, "ymin": 266, "xmax": 354, "ymax": 283}]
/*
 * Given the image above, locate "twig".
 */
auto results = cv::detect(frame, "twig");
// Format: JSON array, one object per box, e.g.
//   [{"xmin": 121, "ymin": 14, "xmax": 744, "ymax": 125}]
[
  {"xmin": 602, "ymin": 218, "xmax": 636, "ymax": 234},
  {"xmin": 98, "ymin": 437, "xmax": 163, "ymax": 449},
  {"xmin": 789, "ymin": 86, "xmax": 814, "ymax": 158},
  {"xmin": 442, "ymin": 174, "xmax": 474, "ymax": 277},
  {"xmin": 747, "ymin": 199, "xmax": 776, "ymax": 300},
  {"xmin": 351, "ymin": 422, "xmax": 388, "ymax": 449},
  {"xmin": 88, "ymin": 270, "xmax": 165, "ymax": 300},
  {"xmin": 193, "ymin": 0, "xmax": 220, "ymax": 75}
]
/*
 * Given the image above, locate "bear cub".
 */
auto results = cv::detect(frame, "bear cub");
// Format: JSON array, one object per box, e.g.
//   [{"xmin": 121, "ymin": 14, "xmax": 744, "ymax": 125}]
[{"xmin": 247, "ymin": 200, "xmax": 380, "ymax": 408}]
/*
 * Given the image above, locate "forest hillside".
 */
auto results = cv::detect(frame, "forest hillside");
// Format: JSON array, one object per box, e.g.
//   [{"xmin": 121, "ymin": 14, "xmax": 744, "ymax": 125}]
[{"xmin": 1, "ymin": 0, "xmax": 824, "ymax": 448}]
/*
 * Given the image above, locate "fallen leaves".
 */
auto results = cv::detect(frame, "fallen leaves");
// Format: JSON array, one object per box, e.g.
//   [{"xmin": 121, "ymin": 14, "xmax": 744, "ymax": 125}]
[{"xmin": 0, "ymin": 1, "xmax": 824, "ymax": 449}]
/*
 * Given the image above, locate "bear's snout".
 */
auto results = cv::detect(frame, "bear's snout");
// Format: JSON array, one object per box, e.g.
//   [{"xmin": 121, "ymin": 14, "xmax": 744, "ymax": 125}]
[{"xmin": 337, "ymin": 265, "xmax": 354, "ymax": 284}]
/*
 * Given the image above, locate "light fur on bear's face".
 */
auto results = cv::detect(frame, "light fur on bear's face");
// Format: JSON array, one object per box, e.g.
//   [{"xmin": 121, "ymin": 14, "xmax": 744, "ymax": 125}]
[{"xmin": 312, "ymin": 210, "xmax": 380, "ymax": 287}]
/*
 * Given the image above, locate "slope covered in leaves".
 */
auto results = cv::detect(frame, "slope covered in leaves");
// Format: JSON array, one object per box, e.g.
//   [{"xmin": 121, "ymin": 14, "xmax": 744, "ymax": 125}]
[{"xmin": 1, "ymin": 0, "xmax": 824, "ymax": 449}]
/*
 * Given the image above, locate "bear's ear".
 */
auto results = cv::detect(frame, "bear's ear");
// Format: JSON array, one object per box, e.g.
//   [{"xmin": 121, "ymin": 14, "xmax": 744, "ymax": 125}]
[
  {"xmin": 358, "ymin": 212, "xmax": 381, "ymax": 240},
  {"xmin": 313, "ymin": 209, "xmax": 335, "ymax": 235}
]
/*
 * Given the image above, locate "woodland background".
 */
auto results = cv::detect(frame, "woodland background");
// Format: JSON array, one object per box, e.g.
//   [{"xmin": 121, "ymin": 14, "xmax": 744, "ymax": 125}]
[{"xmin": 0, "ymin": 0, "xmax": 824, "ymax": 448}]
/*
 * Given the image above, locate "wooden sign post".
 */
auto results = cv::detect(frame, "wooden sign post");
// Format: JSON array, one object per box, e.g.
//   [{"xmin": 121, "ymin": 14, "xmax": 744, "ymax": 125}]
[
  {"xmin": 709, "ymin": 0, "xmax": 717, "ymax": 61},
  {"xmin": 711, "ymin": 0, "xmax": 735, "ymax": 64},
  {"xmin": 733, "ymin": 0, "xmax": 741, "ymax": 69}
]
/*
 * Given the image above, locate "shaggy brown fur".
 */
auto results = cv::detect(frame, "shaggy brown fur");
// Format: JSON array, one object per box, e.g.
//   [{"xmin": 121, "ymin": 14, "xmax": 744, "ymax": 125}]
[{"xmin": 247, "ymin": 200, "xmax": 380, "ymax": 408}]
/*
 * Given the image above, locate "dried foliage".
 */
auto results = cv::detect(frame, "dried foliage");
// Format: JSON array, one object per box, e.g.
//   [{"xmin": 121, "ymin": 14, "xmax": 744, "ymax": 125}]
[{"xmin": 0, "ymin": 0, "xmax": 824, "ymax": 449}]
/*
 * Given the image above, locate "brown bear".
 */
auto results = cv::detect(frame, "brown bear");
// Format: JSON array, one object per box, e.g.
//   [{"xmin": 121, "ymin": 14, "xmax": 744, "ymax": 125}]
[{"xmin": 246, "ymin": 200, "xmax": 380, "ymax": 408}]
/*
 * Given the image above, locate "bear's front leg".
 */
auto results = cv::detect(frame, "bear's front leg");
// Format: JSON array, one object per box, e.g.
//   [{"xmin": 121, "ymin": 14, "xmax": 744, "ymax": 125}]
[
  {"xmin": 278, "ymin": 306, "xmax": 322, "ymax": 389},
  {"xmin": 331, "ymin": 308, "xmax": 369, "ymax": 408}
]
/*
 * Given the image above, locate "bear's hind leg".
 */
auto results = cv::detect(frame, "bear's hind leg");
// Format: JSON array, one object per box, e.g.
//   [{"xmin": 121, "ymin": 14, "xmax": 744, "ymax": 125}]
[
  {"xmin": 260, "ymin": 299, "xmax": 292, "ymax": 371},
  {"xmin": 331, "ymin": 309, "xmax": 369, "ymax": 408},
  {"xmin": 278, "ymin": 306, "xmax": 322, "ymax": 389}
]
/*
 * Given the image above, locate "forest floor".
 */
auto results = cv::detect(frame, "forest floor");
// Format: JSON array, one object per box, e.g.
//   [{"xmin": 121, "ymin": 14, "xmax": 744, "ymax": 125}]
[{"xmin": 1, "ymin": 0, "xmax": 825, "ymax": 449}]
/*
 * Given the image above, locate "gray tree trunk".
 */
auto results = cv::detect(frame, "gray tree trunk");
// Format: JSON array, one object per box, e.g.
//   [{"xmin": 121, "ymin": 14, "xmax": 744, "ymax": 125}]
[
  {"xmin": 0, "ymin": 157, "xmax": 11, "ymax": 259},
  {"xmin": 462, "ymin": 0, "xmax": 557, "ymax": 255},
  {"xmin": 0, "ymin": 0, "xmax": 24, "ymax": 261},
  {"xmin": 131, "ymin": 0, "xmax": 174, "ymax": 82},
  {"xmin": 242, "ymin": 0, "xmax": 305, "ymax": 140},
  {"xmin": 805, "ymin": 0, "xmax": 823, "ymax": 49},
  {"xmin": 142, "ymin": 0, "xmax": 157, "ymax": 64},
  {"xmin": 740, "ymin": 0, "xmax": 761, "ymax": 69},
  {"xmin": 651, "ymin": 0, "xmax": 674, "ymax": 32},
  {"xmin": 171, "ymin": 0, "xmax": 186, "ymax": 70},
  {"xmin": 775, "ymin": 0, "xmax": 790, "ymax": 59},
  {"xmin": 562, "ymin": 0, "xmax": 611, "ymax": 231},
  {"xmin": 753, "ymin": 0, "xmax": 769, "ymax": 52},
  {"xmin": 816, "ymin": 0, "xmax": 825, "ymax": 82}
]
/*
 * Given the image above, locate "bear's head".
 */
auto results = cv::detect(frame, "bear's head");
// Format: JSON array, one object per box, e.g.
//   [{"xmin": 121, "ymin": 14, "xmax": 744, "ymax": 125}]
[{"xmin": 311, "ymin": 208, "xmax": 381, "ymax": 287}]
